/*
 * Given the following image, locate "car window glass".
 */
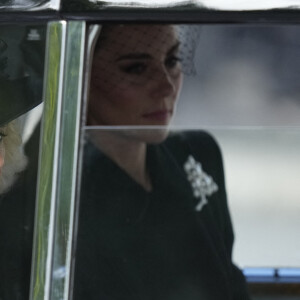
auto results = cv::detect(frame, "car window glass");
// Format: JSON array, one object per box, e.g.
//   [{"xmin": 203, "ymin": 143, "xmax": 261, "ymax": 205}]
[
  {"xmin": 73, "ymin": 23, "xmax": 300, "ymax": 300},
  {"xmin": 0, "ymin": 23, "xmax": 46, "ymax": 300}
]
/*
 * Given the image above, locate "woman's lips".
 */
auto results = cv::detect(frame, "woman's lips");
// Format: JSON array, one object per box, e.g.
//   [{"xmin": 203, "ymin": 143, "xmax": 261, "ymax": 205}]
[{"xmin": 142, "ymin": 110, "xmax": 172, "ymax": 122}]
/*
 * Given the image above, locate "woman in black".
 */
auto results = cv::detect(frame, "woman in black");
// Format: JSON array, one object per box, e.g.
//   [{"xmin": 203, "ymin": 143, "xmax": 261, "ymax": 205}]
[{"xmin": 75, "ymin": 24, "xmax": 250, "ymax": 300}]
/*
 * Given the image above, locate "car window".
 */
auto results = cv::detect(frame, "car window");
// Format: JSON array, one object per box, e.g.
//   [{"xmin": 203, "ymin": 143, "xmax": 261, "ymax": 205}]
[
  {"xmin": 0, "ymin": 23, "xmax": 46, "ymax": 300},
  {"xmin": 73, "ymin": 23, "xmax": 300, "ymax": 300}
]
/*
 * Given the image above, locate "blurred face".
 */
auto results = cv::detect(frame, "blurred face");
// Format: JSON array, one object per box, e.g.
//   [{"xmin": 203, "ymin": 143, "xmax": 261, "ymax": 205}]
[
  {"xmin": 0, "ymin": 128, "xmax": 6, "ymax": 174},
  {"xmin": 88, "ymin": 25, "xmax": 183, "ymax": 143}
]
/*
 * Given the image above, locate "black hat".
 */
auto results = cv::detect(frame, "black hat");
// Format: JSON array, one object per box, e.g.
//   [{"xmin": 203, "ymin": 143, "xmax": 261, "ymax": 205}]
[
  {"xmin": 0, "ymin": 77, "xmax": 42, "ymax": 127},
  {"xmin": 0, "ymin": 36, "xmax": 43, "ymax": 127}
]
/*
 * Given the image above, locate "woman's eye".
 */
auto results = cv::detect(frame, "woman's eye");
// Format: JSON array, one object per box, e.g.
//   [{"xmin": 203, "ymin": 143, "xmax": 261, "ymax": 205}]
[
  {"xmin": 165, "ymin": 55, "xmax": 181, "ymax": 69},
  {"xmin": 0, "ymin": 132, "xmax": 6, "ymax": 142},
  {"xmin": 120, "ymin": 63, "xmax": 147, "ymax": 75}
]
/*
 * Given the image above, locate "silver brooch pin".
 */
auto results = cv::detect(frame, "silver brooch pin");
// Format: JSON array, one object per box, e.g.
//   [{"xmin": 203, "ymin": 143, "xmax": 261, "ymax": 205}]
[{"xmin": 184, "ymin": 155, "xmax": 218, "ymax": 211}]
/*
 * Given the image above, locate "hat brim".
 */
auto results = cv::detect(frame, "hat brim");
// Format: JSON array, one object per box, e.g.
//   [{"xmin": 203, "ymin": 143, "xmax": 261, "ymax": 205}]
[{"xmin": 0, "ymin": 76, "xmax": 42, "ymax": 127}]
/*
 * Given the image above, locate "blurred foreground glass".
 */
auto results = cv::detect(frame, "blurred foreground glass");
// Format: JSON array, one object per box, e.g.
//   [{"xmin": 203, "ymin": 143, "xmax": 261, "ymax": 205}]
[
  {"xmin": 73, "ymin": 23, "xmax": 300, "ymax": 299},
  {"xmin": 174, "ymin": 26, "xmax": 300, "ymax": 270}
]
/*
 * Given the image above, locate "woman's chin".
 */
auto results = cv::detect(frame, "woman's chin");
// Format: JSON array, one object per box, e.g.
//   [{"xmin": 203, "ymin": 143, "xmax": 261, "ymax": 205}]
[{"xmin": 120, "ymin": 127, "xmax": 170, "ymax": 144}]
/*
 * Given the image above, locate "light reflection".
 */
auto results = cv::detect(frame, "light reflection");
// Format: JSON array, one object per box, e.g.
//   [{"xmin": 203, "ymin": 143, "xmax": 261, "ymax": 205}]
[
  {"xmin": 201, "ymin": 0, "xmax": 300, "ymax": 10},
  {"xmin": 211, "ymin": 128, "xmax": 300, "ymax": 268},
  {"xmin": 0, "ymin": 0, "xmax": 59, "ymax": 10},
  {"xmin": 96, "ymin": 0, "xmax": 300, "ymax": 10}
]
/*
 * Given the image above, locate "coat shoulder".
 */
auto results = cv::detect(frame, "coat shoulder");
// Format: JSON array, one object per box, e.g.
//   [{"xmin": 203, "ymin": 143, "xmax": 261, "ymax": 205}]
[{"xmin": 165, "ymin": 130, "xmax": 222, "ymax": 161}]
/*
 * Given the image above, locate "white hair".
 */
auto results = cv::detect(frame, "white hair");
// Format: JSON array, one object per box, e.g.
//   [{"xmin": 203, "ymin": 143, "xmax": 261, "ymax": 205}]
[{"xmin": 0, "ymin": 120, "xmax": 27, "ymax": 194}]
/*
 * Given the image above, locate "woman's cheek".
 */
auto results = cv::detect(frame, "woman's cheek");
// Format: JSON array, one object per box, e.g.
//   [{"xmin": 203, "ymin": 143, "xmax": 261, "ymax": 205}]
[
  {"xmin": 110, "ymin": 88, "xmax": 135, "ymax": 105},
  {"xmin": 175, "ymin": 73, "xmax": 183, "ymax": 98},
  {"xmin": 0, "ymin": 149, "xmax": 5, "ymax": 173}
]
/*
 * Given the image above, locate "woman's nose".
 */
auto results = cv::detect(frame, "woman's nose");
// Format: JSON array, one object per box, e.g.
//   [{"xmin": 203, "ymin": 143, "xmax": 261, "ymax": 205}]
[
  {"xmin": 151, "ymin": 69, "xmax": 176, "ymax": 98},
  {"xmin": 0, "ymin": 153, "xmax": 4, "ymax": 171}
]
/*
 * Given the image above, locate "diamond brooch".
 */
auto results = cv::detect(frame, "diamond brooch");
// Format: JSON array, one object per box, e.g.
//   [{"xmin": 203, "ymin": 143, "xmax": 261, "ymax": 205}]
[{"xmin": 184, "ymin": 155, "xmax": 218, "ymax": 211}]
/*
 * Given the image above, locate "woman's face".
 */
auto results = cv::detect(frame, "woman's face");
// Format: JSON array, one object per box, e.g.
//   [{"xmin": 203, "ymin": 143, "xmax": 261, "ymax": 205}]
[
  {"xmin": 0, "ymin": 128, "xmax": 6, "ymax": 174},
  {"xmin": 88, "ymin": 25, "xmax": 183, "ymax": 142}
]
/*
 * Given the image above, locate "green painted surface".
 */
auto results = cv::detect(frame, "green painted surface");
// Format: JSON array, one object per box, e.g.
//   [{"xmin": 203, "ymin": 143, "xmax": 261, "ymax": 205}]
[{"xmin": 31, "ymin": 21, "xmax": 64, "ymax": 300}]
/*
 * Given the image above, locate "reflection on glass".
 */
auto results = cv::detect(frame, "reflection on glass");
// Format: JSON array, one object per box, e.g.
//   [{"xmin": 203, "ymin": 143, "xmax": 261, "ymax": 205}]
[
  {"xmin": 0, "ymin": 0, "xmax": 58, "ymax": 11},
  {"xmin": 211, "ymin": 128, "xmax": 300, "ymax": 269},
  {"xmin": 74, "ymin": 24, "xmax": 249, "ymax": 300},
  {"xmin": 176, "ymin": 25, "xmax": 300, "ymax": 126},
  {"xmin": 0, "ymin": 24, "xmax": 45, "ymax": 299},
  {"xmin": 62, "ymin": 0, "xmax": 300, "ymax": 11}
]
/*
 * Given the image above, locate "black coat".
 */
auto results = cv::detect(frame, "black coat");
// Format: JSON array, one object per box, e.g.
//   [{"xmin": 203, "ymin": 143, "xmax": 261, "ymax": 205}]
[
  {"xmin": 0, "ymin": 125, "xmax": 39, "ymax": 300},
  {"xmin": 74, "ymin": 131, "xmax": 250, "ymax": 300}
]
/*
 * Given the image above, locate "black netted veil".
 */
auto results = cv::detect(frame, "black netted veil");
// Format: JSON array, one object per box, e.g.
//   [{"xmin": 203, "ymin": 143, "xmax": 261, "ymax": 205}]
[
  {"xmin": 0, "ymin": 38, "xmax": 8, "ymax": 80},
  {"xmin": 89, "ymin": 24, "xmax": 200, "ymax": 93},
  {"xmin": 176, "ymin": 24, "xmax": 200, "ymax": 76}
]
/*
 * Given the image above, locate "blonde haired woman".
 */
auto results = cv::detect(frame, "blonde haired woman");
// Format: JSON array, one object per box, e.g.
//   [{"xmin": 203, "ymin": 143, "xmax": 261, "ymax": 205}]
[
  {"xmin": 0, "ymin": 37, "xmax": 40, "ymax": 194},
  {"xmin": 0, "ymin": 120, "xmax": 27, "ymax": 194}
]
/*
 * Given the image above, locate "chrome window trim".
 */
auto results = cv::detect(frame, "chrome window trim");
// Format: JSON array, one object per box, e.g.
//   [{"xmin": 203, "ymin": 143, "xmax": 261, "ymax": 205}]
[
  {"xmin": 0, "ymin": 0, "xmax": 60, "ymax": 11},
  {"xmin": 30, "ymin": 20, "xmax": 85, "ymax": 300},
  {"xmin": 1, "ymin": 5, "xmax": 300, "ymax": 23},
  {"xmin": 51, "ymin": 21, "xmax": 86, "ymax": 300},
  {"xmin": 74, "ymin": 0, "xmax": 300, "ymax": 10},
  {"xmin": 30, "ymin": 20, "xmax": 67, "ymax": 300}
]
